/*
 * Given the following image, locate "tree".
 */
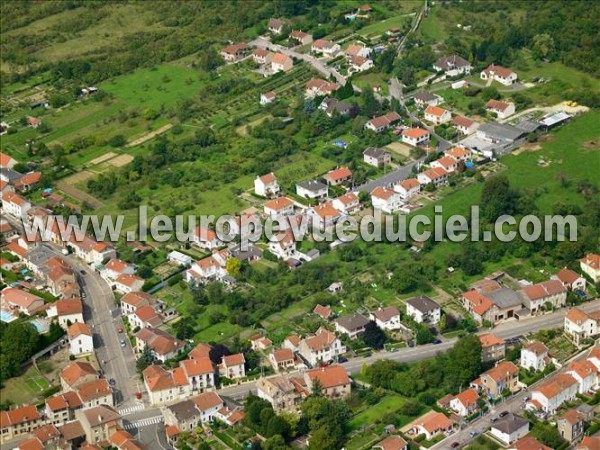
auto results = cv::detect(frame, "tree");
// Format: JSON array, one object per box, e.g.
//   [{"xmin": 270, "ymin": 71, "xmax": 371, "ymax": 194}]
[
  {"xmin": 0, "ymin": 322, "xmax": 41, "ymax": 382},
  {"xmin": 444, "ymin": 335, "xmax": 482, "ymax": 391},
  {"xmin": 226, "ymin": 257, "xmax": 241, "ymax": 277},
  {"xmin": 480, "ymin": 174, "xmax": 516, "ymax": 222},
  {"xmin": 362, "ymin": 88, "xmax": 381, "ymax": 118},
  {"xmin": 363, "ymin": 321, "xmax": 386, "ymax": 349},
  {"xmin": 531, "ymin": 33, "xmax": 555, "ymax": 61},
  {"xmin": 481, "ymin": 87, "xmax": 501, "ymax": 101},
  {"xmin": 136, "ymin": 345, "xmax": 154, "ymax": 372},
  {"xmin": 415, "ymin": 326, "xmax": 435, "ymax": 345},
  {"xmin": 262, "ymin": 435, "xmax": 287, "ymax": 450},
  {"xmin": 265, "ymin": 415, "xmax": 290, "ymax": 439}
]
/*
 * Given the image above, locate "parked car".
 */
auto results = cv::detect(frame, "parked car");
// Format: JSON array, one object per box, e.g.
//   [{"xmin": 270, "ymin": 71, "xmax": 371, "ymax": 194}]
[
  {"xmin": 120, "ymin": 339, "xmax": 126, "ymax": 347},
  {"xmin": 432, "ymin": 339, "xmax": 442, "ymax": 344},
  {"xmin": 469, "ymin": 431, "xmax": 479, "ymax": 438},
  {"xmin": 338, "ymin": 356, "xmax": 348, "ymax": 363},
  {"xmin": 108, "ymin": 378, "xmax": 116, "ymax": 386},
  {"xmin": 118, "ymin": 327, "xmax": 124, "ymax": 333},
  {"xmin": 451, "ymin": 442, "xmax": 460, "ymax": 448},
  {"xmin": 499, "ymin": 411, "xmax": 509, "ymax": 418}
]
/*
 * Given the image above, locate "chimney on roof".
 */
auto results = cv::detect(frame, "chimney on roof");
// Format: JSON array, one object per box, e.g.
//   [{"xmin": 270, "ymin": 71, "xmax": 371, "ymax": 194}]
[{"xmin": 98, "ymin": 415, "xmax": 103, "ymax": 422}]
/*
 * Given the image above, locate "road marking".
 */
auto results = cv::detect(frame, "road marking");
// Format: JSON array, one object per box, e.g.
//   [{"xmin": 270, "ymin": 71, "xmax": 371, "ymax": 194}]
[
  {"xmin": 118, "ymin": 404, "xmax": 145, "ymax": 415},
  {"xmin": 124, "ymin": 416, "xmax": 163, "ymax": 430}
]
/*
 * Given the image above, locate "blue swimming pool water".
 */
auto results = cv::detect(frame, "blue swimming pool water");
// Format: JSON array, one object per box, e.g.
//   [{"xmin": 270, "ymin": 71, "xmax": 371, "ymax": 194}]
[{"xmin": 0, "ymin": 310, "xmax": 16, "ymax": 322}]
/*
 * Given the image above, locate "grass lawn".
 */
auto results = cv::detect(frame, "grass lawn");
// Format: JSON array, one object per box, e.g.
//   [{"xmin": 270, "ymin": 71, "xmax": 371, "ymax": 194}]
[
  {"xmin": 353, "ymin": 73, "xmax": 391, "ymax": 96},
  {"xmin": 349, "ymin": 394, "xmax": 424, "ymax": 431},
  {"xmin": 358, "ymin": 15, "xmax": 411, "ymax": 38},
  {"xmin": 345, "ymin": 432, "xmax": 382, "ymax": 450},
  {"xmin": 1, "ymin": 364, "xmax": 54, "ymax": 406}
]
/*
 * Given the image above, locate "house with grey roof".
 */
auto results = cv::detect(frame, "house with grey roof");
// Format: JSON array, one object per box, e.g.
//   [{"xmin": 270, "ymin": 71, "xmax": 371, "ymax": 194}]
[
  {"xmin": 163, "ymin": 399, "xmax": 201, "ymax": 432},
  {"xmin": 363, "ymin": 147, "xmax": 391, "ymax": 167},
  {"xmin": 296, "ymin": 180, "xmax": 328, "ymax": 200},
  {"xmin": 319, "ymin": 97, "xmax": 352, "ymax": 118},
  {"xmin": 413, "ymin": 92, "xmax": 443, "ymax": 107},
  {"xmin": 334, "ymin": 313, "xmax": 370, "ymax": 339},
  {"xmin": 490, "ymin": 413, "xmax": 529, "ymax": 445},
  {"xmin": 406, "ymin": 296, "xmax": 441, "ymax": 324}
]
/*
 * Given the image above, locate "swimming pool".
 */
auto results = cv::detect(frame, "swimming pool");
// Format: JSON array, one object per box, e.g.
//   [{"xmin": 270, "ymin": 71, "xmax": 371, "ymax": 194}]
[
  {"xmin": 0, "ymin": 309, "xmax": 17, "ymax": 323},
  {"xmin": 30, "ymin": 318, "xmax": 50, "ymax": 334}
]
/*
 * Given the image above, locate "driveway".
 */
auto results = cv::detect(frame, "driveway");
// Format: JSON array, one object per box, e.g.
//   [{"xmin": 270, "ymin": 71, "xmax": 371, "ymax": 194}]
[{"xmin": 352, "ymin": 156, "xmax": 425, "ymax": 193}]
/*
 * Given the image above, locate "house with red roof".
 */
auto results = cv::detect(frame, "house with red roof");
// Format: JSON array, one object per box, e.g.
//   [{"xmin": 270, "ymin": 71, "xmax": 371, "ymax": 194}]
[
  {"xmin": 309, "ymin": 201, "xmax": 341, "ymax": 228},
  {"xmin": 528, "ymin": 373, "xmax": 578, "ymax": 414},
  {"xmin": 520, "ymin": 280, "xmax": 567, "ymax": 314},
  {"xmin": 135, "ymin": 328, "xmax": 184, "ymax": 363},
  {"xmin": 564, "ymin": 307, "xmax": 600, "ymax": 345},
  {"xmin": 192, "ymin": 227, "xmax": 222, "ymax": 250},
  {"xmin": 451, "ymin": 116, "xmax": 478, "ymax": 135},
  {"xmin": 13, "ymin": 171, "xmax": 42, "ymax": 192},
  {"xmin": 332, "ymin": 192, "xmax": 360, "ymax": 215},
  {"xmin": 254, "ymin": 172, "xmax": 280, "ymax": 197},
  {"xmin": 290, "ymin": 30, "xmax": 312, "ymax": 45},
  {"xmin": 369, "ymin": 306, "xmax": 401, "ymax": 330},
  {"xmin": 552, "ymin": 268, "xmax": 586, "ymax": 291},
  {"xmin": 520, "ymin": 341, "xmax": 550, "ymax": 371},
  {"xmin": 268, "ymin": 18, "xmax": 285, "ymax": 34},
  {"xmin": 268, "ymin": 229, "xmax": 297, "ymax": 260},
  {"xmin": 449, "ymin": 388, "xmax": 479, "ymax": 417},
  {"xmin": 180, "ymin": 357, "xmax": 215, "ymax": 393},
  {"xmin": 0, "ymin": 153, "xmax": 17, "ymax": 169},
  {"xmin": 579, "ymin": 253, "xmax": 600, "ymax": 282},
  {"xmin": 76, "ymin": 378, "xmax": 114, "ymax": 409},
  {"xmin": 1, "ymin": 287, "xmax": 45, "ymax": 315},
  {"xmin": 413, "ymin": 412, "xmax": 453, "ymax": 440},
  {"xmin": 68, "ymin": 322, "xmax": 93, "ymax": 356},
  {"xmin": 220, "ymin": 42, "xmax": 248, "ymax": 62},
  {"xmin": 430, "ymin": 156, "xmax": 459, "ymax": 173},
  {"xmin": 486, "ymin": 99, "xmax": 515, "ymax": 119},
  {"xmin": 2, "ymin": 191, "xmax": 31, "ymax": 218},
  {"xmin": 417, "ymin": 167, "xmax": 449, "ymax": 187},
  {"xmin": 479, "ymin": 361, "xmax": 520, "ymax": 397},
  {"xmin": 508, "ymin": 436, "xmax": 551, "ymax": 450},
  {"xmin": 401, "ymin": 127, "xmax": 430, "ymax": 146},
  {"xmin": 445, "ymin": 146, "xmax": 473, "ymax": 162},
  {"xmin": 219, "ymin": 353, "xmax": 246, "ymax": 379},
  {"xmin": 305, "ymin": 78, "xmax": 340, "ymax": 98},
  {"xmin": 304, "ymin": 365, "xmax": 351, "ymax": 399},
  {"xmin": 263, "ymin": 196, "xmax": 294, "ymax": 217},
  {"xmin": 120, "ymin": 291, "xmax": 154, "ymax": 316},
  {"xmin": 424, "ymin": 105, "xmax": 452, "ymax": 124},
  {"xmin": 298, "ymin": 327, "xmax": 346, "ymax": 366},
  {"xmin": 311, "ymin": 39, "xmax": 340, "ymax": 56},
  {"xmin": 45, "ymin": 391, "xmax": 83, "ymax": 425},
  {"xmin": 143, "ymin": 365, "xmax": 191, "ymax": 406},
  {"xmin": 129, "ymin": 304, "xmax": 163, "ymax": 329},
  {"xmin": 480, "ymin": 64, "xmax": 517, "ymax": 86},
  {"xmin": 313, "ymin": 304, "xmax": 333, "ymax": 320},
  {"xmin": 371, "ymin": 186, "xmax": 402, "ymax": 214},
  {"xmin": 102, "ymin": 258, "xmax": 135, "ymax": 283},
  {"xmin": 114, "ymin": 273, "xmax": 144, "ymax": 294},
  {"xmin": 577, "ymin": 436, "xmax": 600, "ymax": 450},
  {"xmin": 271, "ymin": 53, "xmax": 293, "ymax": 73},
  {"xmin": 479, "ymin": 333, "xmax": 506, "ymax": 363},
  {"xmin": 365, "ymin": 112, "xmax": 402, "ymax": 133},
  {"xmin": 60, "ymin": 361, "xmax": 98, "ymax": 391},
  {"xmin": 394, "ymin": 178, "xmax": 421, "ymax": 200},
  {"xmin": 373, "ymin": 435, "xmax": 408, "ymax": 450},
  {"xmin": 270, "ymin": 348, "xmax": 296, "ymax": 371},
  {"xmin": 324, "ymin": 167, "xmax": 352, "ymax": 186},
  {"xmin": 0, "ymin": 405, "xmax": 43, "ymax": 443},
  {"xmin": 565, "ymin": 360, "xmax": 598, "ymax": 394}
]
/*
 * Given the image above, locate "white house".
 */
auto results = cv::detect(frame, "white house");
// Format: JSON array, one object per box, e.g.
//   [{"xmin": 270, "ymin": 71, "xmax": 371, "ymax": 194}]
[
  {"xmin": 564, "ymin": 307, "xmax": 600, "ymax": 345},
  {"xmin": 67, "ymin": 322, "xmax": 94, "ymax": 356},
  {"xmin": 552, "ymin": 269, "xmax": 587, "ymax": 291},
  {"xmin": 520, "ymin": 341, "xmax": 549, "ymax": 371},
  {"xmin": 290, "ymin": 30, "xmax": 312, "ymax": 46},
  {"xmin": 102, "ymin": 258, "xmax": 135, "ymax": 282},
  {"xmin": 47, "ymin": 298, "xmax": 84, "ymax": 329},
  {"xmin": 449, "ymin": 388, "xmax": 479, "ymax": 417},
  {"xmin": 260, "ymin": 91, "xmax": 276, "ymax": 105},
  {"xmin": 253, "ymin": 48, "xmax": 273, "ymax": 65},
  {"xmin": 264, "ymin": 197, "xmax": 294, "ymax": 218},
  {"xmin": 298, "ymin": 327, "xmax": 346, "ymax": 366},
  {"xmin": 296, "ymin": 180, "xmax": 328, "ymax": 200},
  {"xmin": 394, "ymin": 178, "xmax": 421, "ymax": 200},
  {"xmin": 433, "ymin": 55, "xmax": 472, "ymax": 76},
  {"xmin": 365, "ymin": 112, "xmax": 402, "ymax": 133},
  {"xmin": 349, "ymin": 55, "xmax": 373, "ymax": 72},
  {"xmin": 451, "ymin": 116, "xmax": 478, "ymax": 135},
  {"xmin": 424, "ymin": 105, "xmax": 451, "ymax": 125},
  {"xmin": 529, "ymin": 373, "xmax": 579, "ymax": 414},
  {"xmin": 490, "ymin": 414, "xmax": 529, "ymax": 445},
  {"xmin": 332, "ymin": 192, "xmax": 360, "ymax": 215},
  {"xmin": 430, "ymin": 156, "xmax": 459, "ymax": 174},
  {"xmin": 310, "ymin": 202, "xmax": 341, "ymax": 228},
  {"xmin": 480, "ymin": 64, "xmax": 517, "ymax": 86},
  {"xmin": 520, "ymin": 280, "xmax": 567, "ymax": 314},
  {"xmin": 268, "ymin": 230, "xmax": 297, "ymax": 260},
  {"xmin": 311, "ymin": 39, "xmax": 340, "ymax": 56},
  {"xmin": 219, "ymin": 353, "xmax": 246, "ymax": 380},
  {"xmin": 185, "ymin": 255, "xmax": 227, "ymax": 284},
  {"xmin": 417, "ymin": 167, "xmax": 449, "ymax": 187},
  {"xmin": 580, "ymin": 253, "xmax": 600, "ymax": 282},
  {"xmin": 114, "ymin": 274, "xmax": 144, "ymax": 294},
  {"xmin": 254, "ymin": 173, "xmax": 280, "ymax": 197},
  {"xmin": 369, "ymin": 306, "xmax": 401, "ymax": 331},
  {"xmin": 271, "ymin": 53, "xmax": 293, "ymax": 73},
  {"xmin": 486, "ymin": 99, "xmax": 515, "ymax": 119},
  {"xmin": 1, "ymin": 191, "xmax": 31, "ymax": 218},
  {"xmin": 193, "ymin": 227, "xmax": 222, "ymax": 250},
  {"xmin": 406, "ymin": 296, "xmax": 441, "ymax": 324},
  {"xmin": 566, "ymin": 360, "xmax": 598, "ymax": 394},
  {"xmin": 168, "ymin": 251, "xmax": 193, "ymax": 267},
  {"xmin": 363, "ymin": 147, "xmax": 391, "ymax": 167},
  {"xmin": 401, "ymin": 128, "xmax": 430, "ymax": 146},
  {"xmin": 268, "ymin": 18, "xmax": 285, "ymax": 34},
  {"xmin": 370, "ymin": 186, "xmax": 402, "ymax": 214},
  {"xmin": 445, "ymin": 146, "xmax": 472, "ymax": 162},
  {"xmin": 334, "ymin": 313, "xmax": 369, "ymax": 339},
  {"xmin": 414, "ymin": 92, "xmax": 443, "ymax": 108},
  {"xmin": 413, "ymin": 412, "xmax": 453, "ymax": 441},
  {"xmin": 191, "ymin": 392, "xmax": 225, "ymax": 423}
]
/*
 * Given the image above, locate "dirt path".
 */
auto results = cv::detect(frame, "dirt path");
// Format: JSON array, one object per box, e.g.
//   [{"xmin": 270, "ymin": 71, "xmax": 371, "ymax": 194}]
[
  {"xmin": 56, "ymin": 170, "xmax": 103, "ymax": 208},
  {"xmin": 126, "ymin": 123, "xmax": 172, "ymax": 148}
]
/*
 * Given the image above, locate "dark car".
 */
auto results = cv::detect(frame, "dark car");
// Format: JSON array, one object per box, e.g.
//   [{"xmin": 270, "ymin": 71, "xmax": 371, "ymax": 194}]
[
  {"xmin": 451, "ymin": 442, "xmax": 460, "ymax": 448},
  {"xmin": 80, "ymin": 270, "xmax": 86, "ymax": 275},
  {"xmin": 338, "ymin": 357, "xmax": 348, "ymax": 363},
  {"xmin": 499, "ymin": 411, "xmax": 509, "ymax": 418},
  {"xmin": 108, "ymin": 378, "xmax": 116, "ymax": 386},
  {"xmin": 432, "ymin": 339, "xmax": 442, "ymax": 344},
  {"xmin": 490, "ymin": 417, "xmax": 498, "ymax": 422}
]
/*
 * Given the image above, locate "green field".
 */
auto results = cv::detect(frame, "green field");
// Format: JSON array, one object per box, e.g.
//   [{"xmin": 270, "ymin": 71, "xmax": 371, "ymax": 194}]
[
  {"xmin": 358, "ymin": 15, "xmax": 412, "ymax": 38},
  {"xmin": 0, "ymin": 364, "xmax": 53, "ymax": 406},
  {"xmin": 349, "ymin": 394, "xmax": 427, "ymax": 431}
]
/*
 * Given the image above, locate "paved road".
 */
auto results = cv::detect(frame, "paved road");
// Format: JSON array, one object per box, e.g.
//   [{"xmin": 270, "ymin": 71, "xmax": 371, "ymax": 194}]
[
  {"xmin": 430, "ymin": 346, "xmax": 594, "ymax": 450},
  {"xmin": 249, "ymin": 36, "xmax": 347, "ymax": 85},
  {"xmin": 352, "ymin": 157, "xmax": 425, "ymax": 193},
  {"xmin": 41, "ymin": 243, "xmax": 141, "ymax": 406}
]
